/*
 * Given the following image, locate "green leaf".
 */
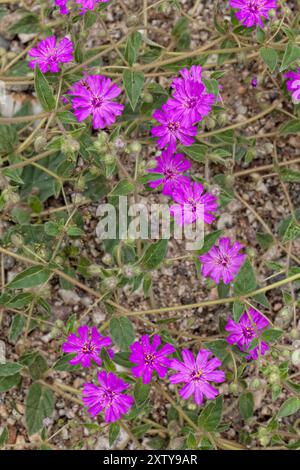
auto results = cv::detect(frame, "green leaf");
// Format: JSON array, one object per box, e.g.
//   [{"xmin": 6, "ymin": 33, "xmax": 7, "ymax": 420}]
[
  {"xmin": 125, "ymin": 32, "xmax": 142, "ymax": 66},
  {"xmin": 21, "ymin": 152, "xmax": 65, "ymax": 202},
  {"xmin": 0, "ymin": 426, "xmax": 8, "ymax": 448},
  {"xmin": 0, "ymin": 373, "xmax": 21, "ymax": 392},
  {"xmin": 239, "ymin": 392, "xmax": 254, "ymax": 420},
  {"xmin": 67, "ymin": 226, "xmax": 85, "ymax": 237},
  {"xmin": 6, "ymin": 292, "xmax": 33, "ymax": 309},
  {"xmin": 279, "ymin": 168, "xmax": 300, "ymax": 182},
  {"xmin": 8, "ymin": 266, "xmax": 51, "ymax": 289},
  {"xmin": 9, "ymin": 12, "xmax": 39, "ymax": 34},
  {"xmin": 109, "ymin": 423, "xmax": 120, "ymax": 447},
  {"xmin": 233, "ymin": 301, "xmax": 245, "ymax": 322},
  {"xmin": 53, "ymin": 354, "xmax": 80, "ymax": 372},
  {"xmin": 279, "ymin": 119, "xmax": 300, "ymax": 136},
  {"xmin": 204, "ymin": 339, "xmax": 229, "ymax": 361},
  {"xmin": 198, "ymin": 396, "xmax": 223, "ymax": 431},
  {"xmin": 109, "ymin": 316, "xmax": 135, "ymax": 350},
  {"xmin": 277, "ymin": 398, "xmax": 300, "ymax": 418},
  {"xmin": 256, "ymin": 232, "xmax": 274, "ymax": 249},
  {"xmin": 285, "ymin": 380, "xmax": 300, "ymax": 394},
  {"xmin": 113, "ymin": 352, "xmax": 134, "ymax": 368},
  {"xmin": 134, "ymin": 380, "xmax": 150, "ymax": 406},
  {"xmin": 20, "ymin": 352, "xmax": 48, "ymax": 380},
  {"xmin": 180, "ymin": 144, "xmax": 208, "ymax": 163},
  {"xmin": 0, "ymin": 362, "xmax": 23, "ymax": 377},
  {"xmin": 262, "ymin": 328, "xmax": 283, "ymax": 343},
  {"xmin": 34, "ymin": 67, "xmax": 56, "ymax": 111},
  {"xmin": 26, "ymin": 383, "xmax": 55, "ymax": 436},
  {"xmin": 233, "ymin": 259, "xmax": 256, "ymax": 295},
  {"xmin": 0, "ymin": 125, "xmax": 17, "ymax": 156},
  {"xmin": 259, "ymin": 47, "xmax": 278, "ymax": 72},
  {"xmin": 9, "ymin": 314, "xmax": 26, "ymax": 343},
  {"xmin": 123, "ymin": 70, "xmax": 145, "ymax": 110},
  {"xmin": 197, "ymin": 230, "xmax": 223, "ymax": 255},
  {"xmin": 100, "ymin": 349, "xmax": 116, "ymax": 373},
  {"xmin": 280, "ymin": 42, "xmax": 300, "ymax": 71},
  {"xmin": 109, "ymin": 179, "xmax": 135, "ymax": 196},
  {"xmin": 140, "ymin": 239, "xmax": 168, "ymax": 270}
]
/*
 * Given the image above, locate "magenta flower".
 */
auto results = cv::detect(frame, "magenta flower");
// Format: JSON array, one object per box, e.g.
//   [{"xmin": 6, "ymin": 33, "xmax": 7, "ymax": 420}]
[
  {"xmin": 62, "ymin": 325, "xmax": 112, "ymax": 368},
  {"xmin": 170, "ymin": 180, "xmax": 218, "ymax": 226},
  {"xmin": 83, "ymin": 371, "xmax": 134, "ymax": 422},
  {"xmin": 69, "ymin": 75, "xmax": 124, "ymax": 129},
  {"xmin": 28, "ymin": 36, "xmax": 74, "ymax": 73},
  {"xmin": 147, "ymin": 148, "xmax": 191, "ymax": 196},
  {"xmin": 151, "ymin": 104, "xmax": 198, "ymax": 153},
  {"xmin": 225, "ymin": 308, "xmax": 270, "ymax": 360},
  {"xmin": 76, "ymin": 0, "xmax": 109, "ymax": 15},
  {"xmin": 54, "ymin": 0, "xmax": 69, "ymax": 14},
  {"xmin": 251, "ymin": 76, "xmax": 258, "ymax": 88},
  {"xmin": 167, "ymin": 80, "xmax": 215, "ymax": 126},
  {"xmin": 171, "ymin": 65, "xmax": 203, "ymax": 89},
  {"xmin": 199, "ymin": 237, "xmax": 246, "ymax": 285},
  {"xmin": 230, "ymin": 0, "xmax": 277, "ymax": 28},
  {"xmin": 169, "ymin": 349, "xmax": 225, "ymax": 406},
  {"xmin": 284, "ymin": 68, "xmax": 300, "ymax": 103},
  {"xmin": 130, "ymin": 335, "xmax": 175, "ymax": 384}
]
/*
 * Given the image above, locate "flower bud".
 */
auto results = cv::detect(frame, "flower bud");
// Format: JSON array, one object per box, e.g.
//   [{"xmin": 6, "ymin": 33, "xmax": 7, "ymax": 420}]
[
  {"xmin": 126, "ymin": 14, "xmax": 140, "ymax": 27},
  {"xmin": 291, "ymin": 349, "xmax": 300, "ymax": 367},
  {"xmin": 102, "ymin": 254, "xmax": 113, "ymax": 266},
  {"xmin": 205, "ymin": 117, "xmax": 216, "ymax": 130},
  {"xmin": 268, "ymin": 372, "xmax": 280, "ymax": 385},
  {"xmin": 103, "ymin": 153, "xmax": 115, "ymax": 165},
  {"xmin": 290, "ymin": 328, "xmax": 300, "ymax": 340},
  {"xmin": 62, "ymin": 139, "xmax": 80, "ymax": 156},
  {"xmin": 209, "ymin": 184, "xmax": 221, "ymax": 197},
  {"xmin": 229, "ymin": 383, "xmax": 239, "ymax": 394},
  {"xmin": 269, "ymin": 8, "xmax": 276, "ymax": 17},
  {"xmin": 123, "ymin": 265, "xmax": 135, "ymax": 279},
  {"xmin": 217, "ymin": 113, "xmax": 228, "ymax": 126},
  {"xmin": 275, "ymin": 306, "xmax": 292, "ymax": 327},
  {"xmin": 55, "ymin": 319, "xmax": 64, "ymax": 329},
  {"xmin": 34, "ymin": 136, "xmax": 47, "ymax": 153},
  {"xmin": 10, "ymin": 233, "xmax": 24, "ymax": 248},
  {"xmin": 114, "ymin": 137, "xmax": 126, "ymax": 150},
  {"xmin": 87, "ymin": 264, "xmax": 102, "ymax": 276},
  {"xmin": 89, "ymin": 166, "xmax": 102, "ymax": 176},
  {"xmin": 142, "ymin": 92, "xmax": 153, "ymax": 104},
  {"xmin": 54, "ymin": 256, "xmax": 64, "ymax": 265},
  {"xmin": 225, "ymin": 175, "xmax": 235, "ymax": 187},
  {"xmin": 102, "ymin": 276, "xmax": 118, "ymax": 291},
  {"xmin": 128, "ymin": 141, "xmax": 142, "ymax": 154},
  {"xmin": 250, "ymin": 378, "xmax": 261, "ymax": 390}
]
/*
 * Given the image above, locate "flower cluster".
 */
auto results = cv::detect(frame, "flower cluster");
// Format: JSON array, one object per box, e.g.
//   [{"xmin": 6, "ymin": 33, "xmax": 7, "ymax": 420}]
[
  {"xmin": 62, "ymin": 329, "xmax": 225, "ymax": 423},
  {"xmin": 148, "ymin": 67, "xmax": 245, "ymax": 285},
  {"xmin": 225, "ymin": 308, "xmax": 270, "ymax": 360},
  {"xmin": 151, "ymin": 65, "xmax": 215, "ymax": 152},
  {"xmin": 230, "ymin": 0, "xmax": 277, "ymax": 28},
  {"xmin": 54, "ymin": 0, "xmax": 110, "ymax": 15}
]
